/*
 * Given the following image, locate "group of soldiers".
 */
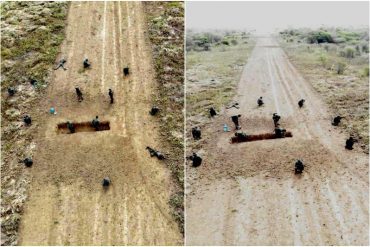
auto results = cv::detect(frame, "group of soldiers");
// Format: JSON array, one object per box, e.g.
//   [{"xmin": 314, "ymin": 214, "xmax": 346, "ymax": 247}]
[
  {"xmin": 189, "ymin": 95, "xmax": 358, "ymax": 175},
  {"xmin": 74, "ymin": 60, "xmax": 114, "ymax": 104},
  {"xmin": 55, "ymin": 58, "xmax": 121, "ymax": 105},
  {"xmin": 74, "ymin": 86, "xmax": 114, "ymax": 104},
  {"xmin": 61, "ymin": 57, "xmax": 118, "ymax": 135},
  {"xmin": 65, "ymin": 116, "xmax": 101, "ymax": 134},
  {"xmin": 10, "ymin": 57, "xmax": 136, "ymax": 188},
  {"xmin": 10, "ymin": 57, "xmax": 166, "ymax": 187}
]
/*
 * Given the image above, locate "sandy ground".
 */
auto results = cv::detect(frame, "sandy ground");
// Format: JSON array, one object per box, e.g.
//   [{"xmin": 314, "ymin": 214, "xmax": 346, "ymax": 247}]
[
  {"xmin": 17, "ymin": 2, "xmax": 182, "ymax": 245},
  {"xmin": 186, "ymin": 36, "xmax": 369, "ymax": 245}
]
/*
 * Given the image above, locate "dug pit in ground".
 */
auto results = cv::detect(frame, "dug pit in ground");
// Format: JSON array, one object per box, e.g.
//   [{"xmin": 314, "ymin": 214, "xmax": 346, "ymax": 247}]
[
  {"xmin": 57, "ymin": 121, "xmax": 110, "ymax": 134},
  {"xmin": 231, "ymin": 131, "xmax": 293, "ymax": 143}
]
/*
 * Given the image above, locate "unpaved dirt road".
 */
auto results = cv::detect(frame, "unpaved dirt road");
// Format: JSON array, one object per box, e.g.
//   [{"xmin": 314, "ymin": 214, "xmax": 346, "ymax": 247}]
[
  {"xmin": 186, "ymin": 36, "xmax": 369, "ymax": 245},
  {"xmin": 18, "ymin": 2, "xmax": 181, "ymax": 245}
]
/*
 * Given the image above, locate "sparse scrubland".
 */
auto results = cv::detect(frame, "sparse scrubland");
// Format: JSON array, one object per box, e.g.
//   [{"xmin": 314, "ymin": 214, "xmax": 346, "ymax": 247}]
[
  {"xmin": 144, "ymin": 1, "xmax": 184, "ymax": 234},
  {"xmin": 1, "ymin": 2, "xmax": 68, "ymax": 245},
  {"xmin": 279, "ymin": 27, "xmax": 369, "ymax": 152},
  {"xmin": 186, "ymin": 30, "xmax": 255, "ymax": 133}
]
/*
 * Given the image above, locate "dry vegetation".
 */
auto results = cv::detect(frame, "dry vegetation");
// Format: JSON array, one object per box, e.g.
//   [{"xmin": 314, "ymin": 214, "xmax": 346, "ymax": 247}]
[
  {"xmin": 279, "ymin": 27, "xmax": 369, "ymax": 152},
  {"xmin": 186, "ymin": 30, "xmax": 255, "ymax": 133},
  {"xmin": 1, "ymin": 2, "xmax": 68, "ymax": 245},
  {"xmin": 143, "ymin": 1, "xmax": 184, "ymax": 234}
]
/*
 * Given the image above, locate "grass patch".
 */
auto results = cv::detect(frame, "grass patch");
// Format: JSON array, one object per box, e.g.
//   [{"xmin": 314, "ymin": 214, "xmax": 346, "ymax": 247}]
[
  {"xmin": 1, "ymin": 2, "xmax": 69, "ymax": 245},
  {"xmin": 1, "ymin": 2, "xmax": 68, "ymax": 86},
  {"xmin": 143, "ymin": 1, "xmax": 184, "ymax": 235},
  {"xmin": 186, "ymin": 36, "xmax": 255, "ymax": 122}
]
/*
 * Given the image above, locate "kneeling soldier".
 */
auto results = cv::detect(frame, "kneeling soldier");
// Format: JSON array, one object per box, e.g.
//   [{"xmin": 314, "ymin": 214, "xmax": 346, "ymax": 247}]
[{"xmin": 295, "ymin": 160, "xmax": 304, "ymax": 174}]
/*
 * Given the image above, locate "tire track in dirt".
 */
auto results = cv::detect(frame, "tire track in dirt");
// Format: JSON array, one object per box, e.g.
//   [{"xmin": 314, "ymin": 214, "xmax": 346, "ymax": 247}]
[
  {"xmin": 265, "ymin": 49, "xmax": 281, "ymax": 114},
  {"xmin": 17, "ymin": 2, "xmax": 182, "ymax": 245},
  {"xmin": 269, "ymin": 51, "xmax": 313, "ymax": 139},
  {"xmin": 186, "ymin": 36, "xmax": 368, "ymax": 245},
  {"xmin": 123, "ymin": 4, "xmax": 178, "ymax": 236},
  {"xmin": 271, "ymin": 48, "xmax": 369, "ymax": 185},
  {"xmin": 100, "ymin": 1, "xmax": 107, "ymax": 93},
  {"xmin": 265, "ymin": 46, "xmax": 367, "ymax": 184}
]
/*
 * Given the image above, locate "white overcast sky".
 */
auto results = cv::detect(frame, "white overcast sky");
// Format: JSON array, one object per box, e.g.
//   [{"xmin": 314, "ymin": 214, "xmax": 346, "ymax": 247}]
[{"xmin": 186, "ymin": 1, "xmax": 369, "ymax": 33}]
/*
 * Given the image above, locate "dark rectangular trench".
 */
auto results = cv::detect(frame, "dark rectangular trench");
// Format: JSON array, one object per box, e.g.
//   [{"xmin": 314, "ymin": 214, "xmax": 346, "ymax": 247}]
[
  {"xmin": 57, "ymin": 121, "xmax": 110, "ymax": 134},
  {"xmin": 231, "ymin": 131, "xmax": 293, "ymax": 143}
]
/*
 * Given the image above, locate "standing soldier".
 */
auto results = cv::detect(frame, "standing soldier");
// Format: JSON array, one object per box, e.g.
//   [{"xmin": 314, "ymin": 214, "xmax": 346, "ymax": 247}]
[
  {"xmin": 108, "ymin": 89, "xmax": 114, "ymax": 104},
  {"xmin": 123, "ymin": 67, "xmax": 129, "ymax": 76},
  {"xmin": 345, "ymin": 137, "xmax": 357, "ymax": 150},
  {"xmin": 209, "ymin": 107, "xmax": 217, "ymax": 117},
  {"xmin": 192, "ymin": 127, "xmax": 201, "ymax": 140},
  {"xmin": 75, "ymin": 87, "xmax": 83, "ymax": 102},
  {"xmin": 231, "ymin": 114, "xmax": 242, "ymax": 130},
  {"xmin": 272, "ymin": 113, "xmax": 280, "ymax": 127},
  {"xmin": 295, "ymin": 160, "xmax": 304, "ymax": 174}
]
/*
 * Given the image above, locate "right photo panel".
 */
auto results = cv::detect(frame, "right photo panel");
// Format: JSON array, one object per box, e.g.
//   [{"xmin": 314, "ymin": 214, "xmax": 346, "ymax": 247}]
[{"xmin": 185, "ymin": 1, "xmax": 369, "ymax": 246}]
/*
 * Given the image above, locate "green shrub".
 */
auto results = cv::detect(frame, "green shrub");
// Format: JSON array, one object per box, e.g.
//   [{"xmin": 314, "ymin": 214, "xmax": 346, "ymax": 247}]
[
  {"xmin": 307, "ymin": 31, "xmax": 334, "ymax": 44},
  {"xmin": 230, "ymin": 39, "xmax": 238, "ymax": 45},
  {"xmin": 222, "ymin": 40, "xmax": 229, "ymax": 46},
  {"xmin": 336, "ymin": 62, "xmax": 347, "ymax": 74},
  {"xmin": 1, "ymin": 48, "xmax": 12, "ymax": 59},
  {"xmin": 203, "ymin": 43, "xmax": 210, "ymax": 51},
  {"xmin": 362, "ymin": 67, "xmax": 369, "ymax": 77},
  {"xmin": 361, "ymin": 43, "xmax": 369, "ymax": 53},
  {"xmin": 337, "ymin": 30, "xmax": 361, "ymax": 42},
  {"xmin": 355, "ymin": 45, "xmax": 360, "ymax": 53},
  {"xmin": 318, "ymin": 53, "xmax": 328, "ymax": 66},
  {"xmin": 344, "ymin": 47, "xmax": 355, "ymax": 58}
]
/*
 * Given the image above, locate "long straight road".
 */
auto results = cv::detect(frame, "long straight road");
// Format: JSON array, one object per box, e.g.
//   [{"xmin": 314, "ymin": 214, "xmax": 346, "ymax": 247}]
[
  {"xmin": 18, "ymin": 2, "xmax": 182, "ymax": 245},
  {"xmin": 186, "ymin": 36, "xmax": 369, "ymax": 246}
]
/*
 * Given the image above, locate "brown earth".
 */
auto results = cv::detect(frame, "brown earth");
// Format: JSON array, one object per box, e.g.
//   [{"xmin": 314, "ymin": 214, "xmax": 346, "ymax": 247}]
[
  {"xmin": 186, "ymin": 36, "xmax": 369, "ymax": 245},
  {"xmin": 17, "ymin": 2, "xmax": 182, "ymax": 245}
]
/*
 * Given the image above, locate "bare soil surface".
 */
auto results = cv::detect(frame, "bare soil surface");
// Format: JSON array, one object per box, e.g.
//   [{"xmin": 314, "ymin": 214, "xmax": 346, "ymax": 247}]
[
  {"xmin": 17, "ymin": 2, "xmax": 181, "ymax": 245},
  {"xmin": 186, "ymin": 36, "xmax": 369, "ymax": 245}
]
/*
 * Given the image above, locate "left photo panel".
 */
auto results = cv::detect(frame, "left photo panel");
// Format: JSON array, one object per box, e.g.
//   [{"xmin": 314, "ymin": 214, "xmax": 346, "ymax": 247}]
[{"xmin": 0, "ymin": 1, "xmax": 184, "ymax": 245}]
